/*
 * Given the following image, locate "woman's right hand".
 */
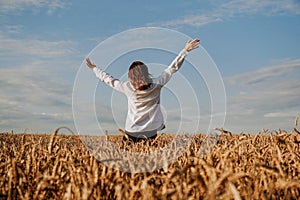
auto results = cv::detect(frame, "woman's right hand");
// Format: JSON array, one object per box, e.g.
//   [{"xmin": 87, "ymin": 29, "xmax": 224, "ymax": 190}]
[
  {"xmin": 185, "ymin": 39, "xmax": 200, "ymax": 52},
  {"xmin": 86, "ymin": 58, "xmax": 96, "ymax": 70}
]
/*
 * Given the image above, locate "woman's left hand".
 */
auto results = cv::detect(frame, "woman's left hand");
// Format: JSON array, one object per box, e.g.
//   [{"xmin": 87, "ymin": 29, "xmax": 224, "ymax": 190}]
[{"xmin": 185, "ymin": 39, "xmax": 200, "ymax": 52}]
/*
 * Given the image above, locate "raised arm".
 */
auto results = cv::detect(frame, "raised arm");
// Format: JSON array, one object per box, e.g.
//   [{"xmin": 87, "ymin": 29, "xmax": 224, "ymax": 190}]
[
  {"xmin": 185, "ymin": 39, "xmax": 200, "ymax": 52},
  {"xmin": 86, "ymin": 58, "xmax": 96, "ymax": 70},
  {"xmin": 157, "ymin": 39, "xmax": 200, "ymax": 86},
  {"xmin": 86, "ymin": 58, "xmax": 125, "ymax": 92}
]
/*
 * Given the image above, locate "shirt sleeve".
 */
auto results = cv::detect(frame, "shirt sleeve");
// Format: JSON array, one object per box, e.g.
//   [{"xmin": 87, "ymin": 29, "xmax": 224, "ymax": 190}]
[
  {"xmin": 156, "ymin": 49, "xmax": 188, "ymax": 86},
  {"xmin": 92, "ymin": 67, "xmax": 126, "ymax": 93}
]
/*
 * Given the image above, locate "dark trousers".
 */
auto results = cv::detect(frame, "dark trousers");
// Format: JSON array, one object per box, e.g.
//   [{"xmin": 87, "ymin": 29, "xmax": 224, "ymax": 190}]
[{"xmin": 123, "ymin": 130, "xmax": 157, "ymax": 143}]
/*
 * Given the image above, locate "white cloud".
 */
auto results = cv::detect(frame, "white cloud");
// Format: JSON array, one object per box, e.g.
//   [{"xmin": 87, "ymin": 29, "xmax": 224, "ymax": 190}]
[
  {"xmin": 0, "ymin": 0, "xmax": 70, "ymax": 15},
  {"xmin": 0, "ymin": 31, "xmax": 77, "ymax": 58},
  {"xmin": 264, "ymin": 112, "xmax": 299, "ymax": 118},
  {"xmin": 1, "ymin": 25, "xmax": 24, "ymax": 34},
  {"xmin": 226, "ymin": 59, "xmax": 300, "ymax": 86},
  {"xmin": 224, "ymin": 58, "xmax": 300, "ymax": 133},
  {"xmin": 151, "ymin": 0, "xmax": 300, "ymax": 28},
  {"xmin": 0, "ymin": 61, "xmax": 75, "ymax": 132},
  {"xmin": 220, "ymin": 0, "xmax": 300, "ymax": 16},
  {"xmin": 148, "ymin": 15, "xmax": 222, "ymax": 28},
  {"xmin": 0, "ymin": 29, "xmax": 80, "ymax": 133}
]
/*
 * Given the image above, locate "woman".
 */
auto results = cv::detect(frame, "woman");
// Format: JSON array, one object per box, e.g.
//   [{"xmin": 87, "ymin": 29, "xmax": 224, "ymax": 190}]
[{"xmin": 86, "ymin": 39, "xmax": 200, "ymax": 142}]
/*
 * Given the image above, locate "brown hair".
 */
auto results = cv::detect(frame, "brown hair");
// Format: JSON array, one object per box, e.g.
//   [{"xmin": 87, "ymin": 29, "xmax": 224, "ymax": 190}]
[{"xmin": 128, "ymin": 61, "xmax": 152, "ymax": 90}]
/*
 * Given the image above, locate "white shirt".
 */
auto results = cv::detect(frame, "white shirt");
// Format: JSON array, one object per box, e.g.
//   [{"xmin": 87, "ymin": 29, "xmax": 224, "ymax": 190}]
[{"xmin": 93, "ymin": 49, "xmax": 188, "ymax": 135}]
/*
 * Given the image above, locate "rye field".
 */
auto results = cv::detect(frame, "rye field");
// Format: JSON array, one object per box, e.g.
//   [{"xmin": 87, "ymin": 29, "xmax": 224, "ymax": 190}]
[{"xmin": 0, "ymin": 126, "xmax": 300, "ymax": 199}]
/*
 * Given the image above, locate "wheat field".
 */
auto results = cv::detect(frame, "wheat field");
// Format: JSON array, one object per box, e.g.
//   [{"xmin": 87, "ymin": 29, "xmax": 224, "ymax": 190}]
[{"xmin": 1, "ymin": 126, "xmax": 300, "ymax": 199}]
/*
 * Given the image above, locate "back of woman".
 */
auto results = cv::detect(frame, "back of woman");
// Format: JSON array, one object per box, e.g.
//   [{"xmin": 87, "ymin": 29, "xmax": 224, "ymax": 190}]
[
  {"xmin": 86, "ymin": 39, "xmax": 200, "ymax": 142},
  {"xmin": 126, "ymin": 79, "xmax": 164, "ymax": 135}
]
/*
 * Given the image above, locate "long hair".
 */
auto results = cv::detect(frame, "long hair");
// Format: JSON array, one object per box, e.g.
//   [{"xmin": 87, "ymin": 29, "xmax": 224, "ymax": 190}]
[{"xmin": 128, "ymin": 61, "xmax": 152, "ymax": 90}]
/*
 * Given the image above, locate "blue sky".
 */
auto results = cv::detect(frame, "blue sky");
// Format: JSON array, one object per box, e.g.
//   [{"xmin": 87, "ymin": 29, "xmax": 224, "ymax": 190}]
[{"xmin": 1, "ymin": 0, "xmax": 300, "ymax": 134}]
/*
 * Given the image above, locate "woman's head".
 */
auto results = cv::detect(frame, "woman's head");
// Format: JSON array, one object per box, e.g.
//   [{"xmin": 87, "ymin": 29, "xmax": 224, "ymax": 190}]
[{"xmin": 128, "ymin": 61, "xmax": 152, "ymax": 90}]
